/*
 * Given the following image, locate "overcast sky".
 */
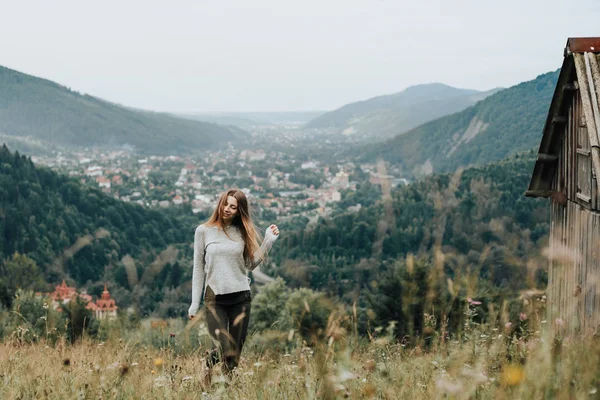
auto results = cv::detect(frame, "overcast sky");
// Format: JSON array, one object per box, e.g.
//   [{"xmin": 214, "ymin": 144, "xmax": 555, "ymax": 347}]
[{"xmin": 1, "ymin": 0, "xmax": 599, "ymax": 112}]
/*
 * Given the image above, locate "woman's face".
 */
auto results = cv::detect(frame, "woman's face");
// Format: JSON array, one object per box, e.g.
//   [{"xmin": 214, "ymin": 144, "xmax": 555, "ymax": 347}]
[{"xmin": 222, "ymin": 195, "xmax": 239, "ymax": 223}]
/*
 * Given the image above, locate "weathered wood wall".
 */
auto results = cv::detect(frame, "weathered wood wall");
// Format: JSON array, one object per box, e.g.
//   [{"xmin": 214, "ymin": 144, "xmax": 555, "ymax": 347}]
[
  {"xmin": 548, "ymin": 87, "xmax": 600, "ymax": 335},
  {"xmin": 549, "ymin": 201, "xmax": 600, "ymax": 334},
  {"xmin": 553, "ymin": 89, "xmax": 599, "ymax": 210}
]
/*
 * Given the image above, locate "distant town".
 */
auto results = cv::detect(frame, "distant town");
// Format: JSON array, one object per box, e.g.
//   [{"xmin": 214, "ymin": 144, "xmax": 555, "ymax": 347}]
[{"xmin": 30, "ymin": 127, "xmax": 409, "ymax": 224}]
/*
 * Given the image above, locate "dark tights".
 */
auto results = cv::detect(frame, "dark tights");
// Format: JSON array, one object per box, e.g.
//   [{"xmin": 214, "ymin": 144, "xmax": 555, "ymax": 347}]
[{"xmin": 204, "ymin": 286, "xmax": 252, "ymax": 373}]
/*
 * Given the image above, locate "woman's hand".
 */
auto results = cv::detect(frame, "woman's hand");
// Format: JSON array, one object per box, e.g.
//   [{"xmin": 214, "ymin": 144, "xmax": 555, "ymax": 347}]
[{"xmin": 269, "ymin": 224, "xmax": 280, "ymax": 236}]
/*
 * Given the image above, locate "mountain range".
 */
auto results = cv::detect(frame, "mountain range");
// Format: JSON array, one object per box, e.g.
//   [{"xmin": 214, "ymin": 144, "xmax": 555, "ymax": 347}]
[
  {"xmin": 305, "ymin": 83, "xmax": 502, "ymax": 138},
  {"xmin": 358, "ymin": 70, "xmax": 560, "ymax": 176},
  {"xmin": 0, "ymin": 65, "xmax": 245, "ymax": 154}
]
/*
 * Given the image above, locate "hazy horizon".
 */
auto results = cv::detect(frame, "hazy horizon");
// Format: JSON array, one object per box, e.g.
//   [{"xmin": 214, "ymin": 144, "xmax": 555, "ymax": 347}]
[{"xmin": 1, "ymin": 0, "xmax": 598, "ymax": 112}]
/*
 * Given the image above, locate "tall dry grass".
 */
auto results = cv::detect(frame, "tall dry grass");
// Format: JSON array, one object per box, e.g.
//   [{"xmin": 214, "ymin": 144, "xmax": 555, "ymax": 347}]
[{"xmin": 1, "ymin": 305, "xmax": 599, "ymax": 400}]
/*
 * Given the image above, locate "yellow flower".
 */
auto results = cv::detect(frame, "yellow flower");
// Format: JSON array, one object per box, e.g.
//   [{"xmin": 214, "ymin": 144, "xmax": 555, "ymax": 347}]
[
  {"xmin": 151, "ymin": 369, "xmax": 156, "ymax": 374},
  {"xmin": 154, "ymin": 358, "xmax": 163, "ymax": 367},
  {"xmin": 502, "ymin": 365, "xmax": 524, "ymax": 386}
]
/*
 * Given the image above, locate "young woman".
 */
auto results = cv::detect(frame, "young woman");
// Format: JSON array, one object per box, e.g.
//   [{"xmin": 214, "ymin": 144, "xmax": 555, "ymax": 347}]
[{"xmin": 188, "ymin": 189, "xmax": 279, "ymax": 376}]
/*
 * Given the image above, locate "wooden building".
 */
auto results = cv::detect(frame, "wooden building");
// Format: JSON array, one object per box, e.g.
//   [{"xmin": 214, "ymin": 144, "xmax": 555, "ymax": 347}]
[{"xmin": 526, "ymin": 38, "xmax": 600, "ymax": 334}]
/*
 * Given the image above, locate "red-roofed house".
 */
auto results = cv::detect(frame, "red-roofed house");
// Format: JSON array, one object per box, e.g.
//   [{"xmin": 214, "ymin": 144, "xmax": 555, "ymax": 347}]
[
  {"xmin": 173, "ymin": 195, "xmax": 184, "ymax": 205},
  {"xmin": 86, "ymin": 284, "xmax": 118, "ymax": 320},
  {"xmin": 49, "ymin": 280, "xmax": 77, "ymax": 302},
  {"xmin": 46, "ymin": 280, "xmax": 117, "ymax": 319},
  {"xmin": 111, "ymin": 175, "xmax": 123, "ymax": 185},
  {"xmin": 47, "ymin": 280, "xmax": 92, "ymax": 311}
]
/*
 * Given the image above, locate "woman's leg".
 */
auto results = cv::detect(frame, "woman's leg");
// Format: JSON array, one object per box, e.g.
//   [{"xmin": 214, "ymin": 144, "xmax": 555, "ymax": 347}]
[
  {"xmin": 223, "ymin": 298, "xmax": 251, "ymax": 372},
  {"xmin": 204, "ymin": 287, "xmax": 230, "ymax": 369}
]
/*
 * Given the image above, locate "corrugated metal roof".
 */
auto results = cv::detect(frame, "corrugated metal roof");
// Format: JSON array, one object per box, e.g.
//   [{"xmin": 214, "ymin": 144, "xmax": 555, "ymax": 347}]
[{"xmin": 526, "ymin": 38, "xmax": 600, "ymax": 198}]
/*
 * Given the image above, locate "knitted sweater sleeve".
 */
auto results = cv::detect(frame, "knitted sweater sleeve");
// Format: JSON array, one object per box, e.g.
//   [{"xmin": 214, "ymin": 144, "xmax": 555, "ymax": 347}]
[
  {"xmin": 188, "ymin": 224, "xmax": 206, "ymax": 317},
  {"xmin": 246, "ymin": 226, "xmax": 279, "ymax": 271}
]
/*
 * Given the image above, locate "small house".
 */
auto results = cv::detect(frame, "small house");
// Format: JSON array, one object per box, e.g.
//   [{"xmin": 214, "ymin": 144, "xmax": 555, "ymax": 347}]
[{"xmin": 526, "ymin": 38, "xmax": 600, "ymax": 334}]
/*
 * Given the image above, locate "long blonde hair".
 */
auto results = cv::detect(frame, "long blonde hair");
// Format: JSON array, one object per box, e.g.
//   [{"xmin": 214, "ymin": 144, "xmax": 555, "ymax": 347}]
[{"xmin": 205, "ymin": 189, "xmax": 263, "ymax": 263}]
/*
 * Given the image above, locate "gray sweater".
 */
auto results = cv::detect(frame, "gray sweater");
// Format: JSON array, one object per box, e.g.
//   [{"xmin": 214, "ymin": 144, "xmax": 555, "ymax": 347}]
[{"xmin": 188, "ymin": 224, "xmax": 278, "ymax": 317}]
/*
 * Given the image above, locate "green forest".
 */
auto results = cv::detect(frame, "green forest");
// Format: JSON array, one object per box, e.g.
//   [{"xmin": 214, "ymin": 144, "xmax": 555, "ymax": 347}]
[
  {"xmin": 0, "ymin": 143, "xmax": 550, "ymax": 339},
  {"xmin": 268, "ymin": 151, "xmax": 549, "ymax": 335},
  {"xmin": 0, "ymin": 66, "xmax": 245, "ymax": 154}
]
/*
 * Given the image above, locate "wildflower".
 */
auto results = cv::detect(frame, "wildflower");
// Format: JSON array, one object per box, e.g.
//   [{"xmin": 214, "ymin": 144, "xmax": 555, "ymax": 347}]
[
  {"xmin": 338, "ymin": 369, "xmax": 357, "ymax": 382},
  {"xmin": 154, "ymin": 358, "xmax": 163, "ymax": 367},
  {"xmin": 108, "ymin": 362, "xmax": 120, "ymax": 370},
  {"xmin": 169, "ymin": 333, "xmax": 175, "ymax": 338},
  {"xmin": 436, "ymin": 378, "xmax": 463, "ymax": 394},
  {"xmin": 519, "ymin": 313, "xmax": 527, "ymax": 321},
  {"xmin": 467, "ymin": 298, "xmax": 482, "ymax": 305},
  {"xmin": 501, "ymin": 365, "xmax": 524, "ymax": 386},
  {"xmin": 505, "ymin": 322, "xmax": 513, "ymax": 329},
  {"xmin": 333, "ymin": 383, "xmax": 347, "ymax": 393},
  {"xmin": 461, "ymin": 367, "xmax": 488, "ymax": 385},
  {"xmin": 154, "ymin": 375, "xmax": 170, "ymax": 388}
]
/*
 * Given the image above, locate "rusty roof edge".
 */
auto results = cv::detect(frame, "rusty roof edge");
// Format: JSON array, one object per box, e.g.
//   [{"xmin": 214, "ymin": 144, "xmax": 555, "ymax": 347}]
[{"xmin": 566, "ymin": 38, "xmax": 600, "ymax": 56}]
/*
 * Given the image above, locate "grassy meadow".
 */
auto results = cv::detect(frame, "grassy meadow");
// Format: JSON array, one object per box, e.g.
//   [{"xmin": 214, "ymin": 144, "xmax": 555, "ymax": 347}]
[{"xmin": 1, "ymin": 302, "xmax": 599, "ymax": 400}]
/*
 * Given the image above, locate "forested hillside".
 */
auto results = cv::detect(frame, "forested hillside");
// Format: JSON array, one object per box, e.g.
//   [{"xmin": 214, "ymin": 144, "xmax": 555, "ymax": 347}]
[
  {"xmin": 268, "ymin": 151, "xmax": 549, "ymax": 333},
  {"xmin": 0, "ymin": 66, "xmax": 245, "ymax": 154},
  {"xmin": 0, "ymin": 145, "xmax": 203, "ymax": 314},
  {"xmin": 305, "ymin": 83, "xmax": 500, "ymax": 138},
  {"xmin": 360, "ymin": 70, "xmax": 559, "ymax": 175},
  {"xmin": 0, "ymin": 143, "xmax": 551, "ymax": 335}
]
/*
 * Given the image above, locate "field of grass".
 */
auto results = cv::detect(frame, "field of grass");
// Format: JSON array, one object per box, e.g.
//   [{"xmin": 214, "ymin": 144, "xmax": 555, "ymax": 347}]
[{"xmin": 2, "ymin": 311, "xmax": 599, "ymax": 400}]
